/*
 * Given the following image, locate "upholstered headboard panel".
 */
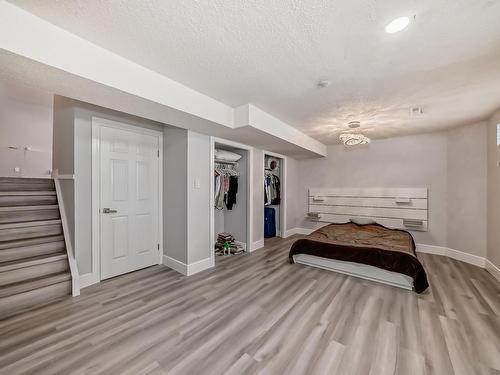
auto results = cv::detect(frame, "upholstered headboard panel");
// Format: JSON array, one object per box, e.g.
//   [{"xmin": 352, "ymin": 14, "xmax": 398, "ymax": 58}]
[{"xmin": 308, "ymin": 188, "xmax": 428, "ymax": 231}]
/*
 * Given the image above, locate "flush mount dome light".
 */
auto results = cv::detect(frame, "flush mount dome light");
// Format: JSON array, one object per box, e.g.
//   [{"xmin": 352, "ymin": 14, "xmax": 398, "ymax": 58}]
[
  {"xmin": 385, "ymin": 16, "xmax": 410, "ymax": 33},
  {"xmin": 339, "ymin": 133, "xmax": 371, "ymax": 146}
]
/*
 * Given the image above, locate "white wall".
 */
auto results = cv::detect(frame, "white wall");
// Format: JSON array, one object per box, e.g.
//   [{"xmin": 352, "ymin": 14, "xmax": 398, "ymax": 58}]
[
  {"xmin": 487, "ymin": 109, "xmax": 500, "ymax": 269},
  {"xmin": 0, "ymin": 82, "xmax": 53, "ymax": 177},
  {"xmin": 296, "ymin": 123, "xmax": 488, "ymax": 257}
]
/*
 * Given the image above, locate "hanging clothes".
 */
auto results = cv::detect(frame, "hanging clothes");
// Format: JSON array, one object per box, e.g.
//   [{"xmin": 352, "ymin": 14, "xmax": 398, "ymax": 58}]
[
  {"xmin": 264, "ymin": 171, "xmax": 280, "ymax": 205},
  {"xmin": 225, "ymin": 176, "xmax": 238, "ymax": 209},
  {"xmin": 214, "ymin": 161, "xmax": 239, "ymax": 210},
  {"xmin": 214, "ymin": 171, "xmax": 225, "ymax": 210}
]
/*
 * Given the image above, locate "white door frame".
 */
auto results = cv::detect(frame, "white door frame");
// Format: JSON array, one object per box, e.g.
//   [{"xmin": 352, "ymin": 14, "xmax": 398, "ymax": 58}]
[
  {"xmin": 209, "ymin": 137, "xmax": 254, "ymax": 267},
  {"xmin": 90, "ymin": 117, "xmax": 163, "ymax": 285},
  {"xmin": 263, "ymin": 150, "xmax": 287, "ymax": 238}
]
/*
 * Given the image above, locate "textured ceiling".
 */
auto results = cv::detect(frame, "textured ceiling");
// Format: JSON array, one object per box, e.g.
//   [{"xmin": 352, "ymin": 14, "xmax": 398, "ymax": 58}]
[{"xmin": 9, "ymin": 0, "xmax": 500, "ymax": 143}]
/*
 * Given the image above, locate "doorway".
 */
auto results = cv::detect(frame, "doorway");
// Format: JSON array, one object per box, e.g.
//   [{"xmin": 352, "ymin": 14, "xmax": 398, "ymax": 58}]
[
  {"xmin": 263, "ymin": 152, "xmax": 286, "ymax": 240},
  {"xmin": 92, "ymin": 118, "xmax": 162, "ymax": 280},
  {"xmin": 210, "ymin": 137, "xmax": 253, "ymax": 265}
]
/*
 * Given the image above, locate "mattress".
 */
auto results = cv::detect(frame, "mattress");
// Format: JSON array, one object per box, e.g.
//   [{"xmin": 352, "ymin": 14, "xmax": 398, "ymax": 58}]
[{"xmin": 289, "ymin": 222, "xmax": 429, "ymax": 293}]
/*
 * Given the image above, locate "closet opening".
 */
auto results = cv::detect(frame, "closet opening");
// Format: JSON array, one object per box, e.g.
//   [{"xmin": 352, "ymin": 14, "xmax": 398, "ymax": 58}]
[
  {"xmin": 210, "ymin": 138, "xmax": 253, "ymax": 264},
  {"xmin": 264, "ymin": 153, "xmax": 285, "ymax": 241}
]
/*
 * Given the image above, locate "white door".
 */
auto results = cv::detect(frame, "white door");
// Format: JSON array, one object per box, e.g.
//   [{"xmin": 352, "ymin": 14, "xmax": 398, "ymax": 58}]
[{"xmin": 99, "ymin": 125, "xmax": 159, "ymax": 280}]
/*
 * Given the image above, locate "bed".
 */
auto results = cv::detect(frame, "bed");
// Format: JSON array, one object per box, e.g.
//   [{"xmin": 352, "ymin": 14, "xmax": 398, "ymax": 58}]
[{"xmin": 289, "ymin": 222, "xmax": 429, "ymax": 293}]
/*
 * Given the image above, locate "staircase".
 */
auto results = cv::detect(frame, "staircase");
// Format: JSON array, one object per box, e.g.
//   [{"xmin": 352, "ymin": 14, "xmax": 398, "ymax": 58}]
[{"xmin": 0, "ymin": 177, "xmax": 72, "ymax": 319}]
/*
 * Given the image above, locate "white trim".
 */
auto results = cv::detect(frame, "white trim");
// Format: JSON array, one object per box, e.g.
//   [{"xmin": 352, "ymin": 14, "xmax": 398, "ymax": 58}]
[
  {"xmin": 163, "ymin": 255, "xmax": 187, "ymax": 275},
  {"xmin": 445, "ymin": 248, "xmax": 486, "ymax": 267},
  {"xmin": 415, "ymin": 244, "xmax": 447, "ymax": 256},
  {"xmin": 89, "ymin": 117, "xmax": 163, "ymax": 288},
  {"xmin": 250, "ymin": 239, "xmax": 264, "ymax": 252},
  {"xmin": 485, "ymin": 260, "xmax": 500, "ymax": 282},
  {"xmin": 51, "ymin": 170, "xmax": 75, "ymax": 180},
  {"xmin": 91, "ymin": 122, "xmax": 100, "ymax": 286},
  {"xmin": 287, "ymin": 227, "xmax": 315, "ymax": 236},
  {"xmin": 283, "ymin": 228, "xmax": 297, "ymax": 238},
  {"xmin": 162, "ymin": 256, "xmax": 213, "ymax": 276},
  {"xmin": 79, "ymin": 272, "xmax": 99, "ymax": 288},
  {"xmin": 92, "ymin": 117, "xmax": 164, "ymax": 136},
  {"xmin": 209, "ymin": 138, "xmax": 215, "ymax": 268},
  {"xmin": 263, "ymin": 150, "xmax": 287, "ymax": 239},
  {"xmin": 209, "ymin": 137, "xmax": 254, "ymax": 264},
  {"xmin": 416, "ymin": 244, "xmax": 486, "ymax": 267},
  {"xmin": 53, "ymin": 175, "xmax": 80, "ymax": 297},
  {"xmin": 187, "ymin": 257, "xmax": 212, "ymax": 275}
]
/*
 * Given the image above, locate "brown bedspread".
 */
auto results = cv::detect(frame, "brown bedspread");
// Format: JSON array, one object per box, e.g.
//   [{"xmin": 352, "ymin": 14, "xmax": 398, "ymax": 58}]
[{"xmin": 289, "ymin": 222, "xmax": 429, "ymax": 293}]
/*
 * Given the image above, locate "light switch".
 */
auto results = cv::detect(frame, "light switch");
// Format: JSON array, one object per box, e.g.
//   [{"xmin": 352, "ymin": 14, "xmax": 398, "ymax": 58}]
[{"xmin": 14, "ymin": 167, "xmax": 20, "ymax": 173}]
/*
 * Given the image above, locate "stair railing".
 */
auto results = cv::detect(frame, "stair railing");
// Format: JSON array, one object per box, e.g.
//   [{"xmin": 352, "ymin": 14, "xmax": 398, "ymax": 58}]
[{"xmin": 52, "ymin": 169, "xmax": 80, "ymax": 297}]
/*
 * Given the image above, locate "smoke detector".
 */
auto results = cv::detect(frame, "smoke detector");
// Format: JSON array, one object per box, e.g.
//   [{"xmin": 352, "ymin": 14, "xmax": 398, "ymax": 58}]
[
  {"xmin": 347, "ymin": 121, "xmax": 361, "ymax": 129},
  {"xmin": 317, "ymin": 79, "xmax": 331, "ymax": 88}
]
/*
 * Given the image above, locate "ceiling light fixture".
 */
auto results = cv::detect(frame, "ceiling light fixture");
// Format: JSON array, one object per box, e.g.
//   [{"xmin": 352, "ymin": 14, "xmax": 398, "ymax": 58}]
[
  {"xmin": 339, "ymin": 133, "xmax": 371, "ymax": 146},
  {"xmin": 385, "ymin": 16, "xmax": 410, "ymax": 34},
  {"xmin": 347, "ymin": 121, "xmax": 361, "ymax": 129}
]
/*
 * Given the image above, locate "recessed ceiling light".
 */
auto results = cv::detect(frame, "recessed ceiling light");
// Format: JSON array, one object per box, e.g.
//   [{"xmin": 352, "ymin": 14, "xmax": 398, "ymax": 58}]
[{"xmin": 385, "ymin": 16, "xmax": 410, "ymax": 34}]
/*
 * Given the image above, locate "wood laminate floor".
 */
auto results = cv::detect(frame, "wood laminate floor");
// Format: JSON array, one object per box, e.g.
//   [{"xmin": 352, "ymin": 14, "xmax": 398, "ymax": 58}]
[{"xmin": 0, "ymin": 236, "xmax": 499, "ymax": 375}]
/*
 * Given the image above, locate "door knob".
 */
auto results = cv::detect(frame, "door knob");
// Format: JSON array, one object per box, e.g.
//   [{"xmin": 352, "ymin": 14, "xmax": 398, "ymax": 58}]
[{"xmin": 102, "ymin": 208, "xmax": 118, "ymax": 214}]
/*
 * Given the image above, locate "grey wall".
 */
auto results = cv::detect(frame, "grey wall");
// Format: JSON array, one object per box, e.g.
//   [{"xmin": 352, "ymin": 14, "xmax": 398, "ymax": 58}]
[
  {"xmin": 297, "ymin": 131, "xmax": 449, "ymax": 246},
  {"xmin": 164, "ymin": 127, "xmax": 188, "ymax": 264},
  {"xmin": 53, "ymin": 96, "xmax": 164, "ymax": 275},
  {"xmin": 296, "ymin": 123, "xmax": 488, "ymax": 256},
  {"xmin": 487, "ymin": 109, "xmax": 500, "ymax": 268},
  {"xmin": 447, "ymin": 122, "xmax": 487, "ymax": 257},
  {"xmin": 286, "ymin": 157, "xmax": 299, "ymax": 231},
  {"xmin": 0, "ymin": 83, "xmax": 53, "ymax": 177},
  {"xmin": 253, "ymin": 150, "xmax": 264, "ymax": 243},
  {"xmin": 187, "ymin": 131, "xmax": 211, "ymax": 263}
]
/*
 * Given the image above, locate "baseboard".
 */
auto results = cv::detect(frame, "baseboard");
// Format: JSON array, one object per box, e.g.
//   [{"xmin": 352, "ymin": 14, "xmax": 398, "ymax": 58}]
[
  {"xmin": 163, "ymin": 255, "xmax": 187, "ymax": 275},
  {"xmin": 79, "ymin": 272, "xmax": 99, "ymax": 289},
  {"xmin": 446, "ymin": 248, "xmax": 486, "ymax": 268},
  {"xmin": 415, "ymin": 244, "xmax": 447, "ymax": 256},
  {"xmin": 187, "ymin": 257, "xmax": 213, "ymax": 276},
  {"xmin": 416, "ymin": 244, "xmax": 486, "ymax": 268},
  {"xmin": 283, "ymin": 228, "xmax": 297, "ymax": 238},
  {"xmin": 283, "ymin": 227, "xmax": 321, "ymax": 237},
  {"xmin": 250, "ymin": 239, "xmax": 264, "ymax": 252},
  {"xmin": 163, "ymin": 255, "xmax": 213, "ymax": 276},
  {"xmin": 485, "ymin": 259, "xmax": 500, "ymax": 282},
  {"xmin": 235, "ymin": 241, "xmax": 247, "ymax": 251}
]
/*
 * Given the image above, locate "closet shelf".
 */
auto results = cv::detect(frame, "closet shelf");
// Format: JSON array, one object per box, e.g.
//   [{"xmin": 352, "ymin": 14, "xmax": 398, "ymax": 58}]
[{"xmin": 215, "ymin": 159, "xmax": 239, "ymax": 165}]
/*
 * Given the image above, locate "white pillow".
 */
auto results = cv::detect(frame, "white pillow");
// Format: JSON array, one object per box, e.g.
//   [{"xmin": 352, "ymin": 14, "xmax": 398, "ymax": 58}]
[
  {"xmin": 215, "ymin": 149, "xmax": 242, "ymax": 162},
  {"xmin": 350, "ymin": 217, "xmax": 377, "ymax": 225}
]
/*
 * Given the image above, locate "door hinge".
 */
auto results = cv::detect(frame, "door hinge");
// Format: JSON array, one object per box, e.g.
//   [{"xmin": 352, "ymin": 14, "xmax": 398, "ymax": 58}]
[
  {"xmin": 157, "ymin": 149, "xmax": 160, "ymax": 158},
  {"xmin": 157, "ymin": 243, "xmax": 160, "ymax": 251}
]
